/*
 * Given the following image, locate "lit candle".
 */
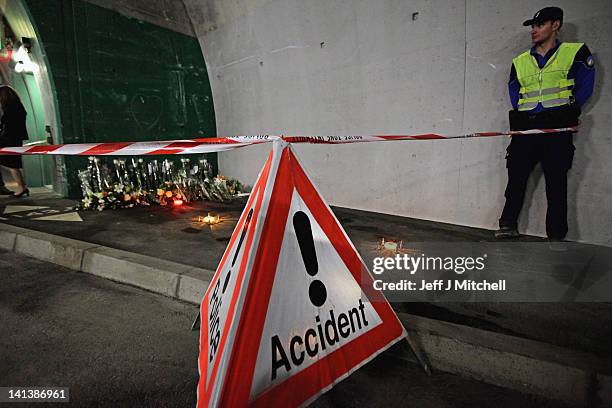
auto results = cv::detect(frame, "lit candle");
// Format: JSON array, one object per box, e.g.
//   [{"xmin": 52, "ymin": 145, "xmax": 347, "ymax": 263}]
[
  {"xmin": 201, "ymin": 213, "xmax": 220, "ymax": 225},
  {"xmin": 383, "ymin": 241, "xmax": 398, "ymax": 251},
  {"xmin": 380, "ymin": 238, "xmax": 403, "ymax": 252}
]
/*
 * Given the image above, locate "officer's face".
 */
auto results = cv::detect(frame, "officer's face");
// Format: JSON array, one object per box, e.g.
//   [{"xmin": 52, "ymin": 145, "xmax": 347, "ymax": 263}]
[{"xmin": 530, "ymin": 20, "xmax": 558, "ymax": 44}]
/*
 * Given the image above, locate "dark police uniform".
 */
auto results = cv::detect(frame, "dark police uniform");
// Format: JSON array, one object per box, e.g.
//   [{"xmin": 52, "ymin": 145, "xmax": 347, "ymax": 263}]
[{"xmin": 498, "ymin": 10, "xmax": 595, "ymax": 239}]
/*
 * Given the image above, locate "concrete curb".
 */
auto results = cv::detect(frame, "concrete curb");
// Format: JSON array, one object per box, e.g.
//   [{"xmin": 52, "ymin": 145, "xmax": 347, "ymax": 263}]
[
  {"xmin": 0, "ymin": 223, "xmax": 609, "ymax": 407},
  {"xmin": 394, "ymin": 313, "xmax": 611, "ymax": 407},
  {"xmin": 0, "ymin": 223, "xmax": 214, "ymax": 305}
]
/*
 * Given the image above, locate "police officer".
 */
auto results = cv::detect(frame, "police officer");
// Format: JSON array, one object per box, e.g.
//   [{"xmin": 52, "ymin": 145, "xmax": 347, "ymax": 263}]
[{"xmin": 495, "ymin": 6, "xmax": 595, "ymax": 240}]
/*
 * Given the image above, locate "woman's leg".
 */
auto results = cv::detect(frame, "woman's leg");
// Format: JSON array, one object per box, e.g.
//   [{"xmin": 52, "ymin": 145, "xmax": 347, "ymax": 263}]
[
  {"xmin": 8, "ymin": 167, "xmax": 26, "ymax": 193},
  {"xmin": 0, "ymin": 167, "xmax": 12, "ymax": 194}
]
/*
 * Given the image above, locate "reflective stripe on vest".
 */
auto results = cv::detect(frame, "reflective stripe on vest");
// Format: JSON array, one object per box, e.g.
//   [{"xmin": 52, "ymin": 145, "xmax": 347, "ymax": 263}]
[
  {"xmin": 513, "ymin": 42, "xmax": 583, "ymax": 111},
  {"xmin": 521, "ymin": 85, "xmax": 573, "ymax": 99}
]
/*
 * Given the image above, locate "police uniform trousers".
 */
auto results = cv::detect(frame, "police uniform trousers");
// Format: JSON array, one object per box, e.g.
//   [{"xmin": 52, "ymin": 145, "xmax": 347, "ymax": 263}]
[{"xmin": 499, "ymin": 131, "xmax": 575, "ymax": 239}]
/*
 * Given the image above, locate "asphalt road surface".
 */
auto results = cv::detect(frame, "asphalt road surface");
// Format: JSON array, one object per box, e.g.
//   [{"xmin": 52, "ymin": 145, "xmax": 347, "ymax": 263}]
[{"xmin": 0, "ymin": 249, "xmax": 566, "ymax": 407}]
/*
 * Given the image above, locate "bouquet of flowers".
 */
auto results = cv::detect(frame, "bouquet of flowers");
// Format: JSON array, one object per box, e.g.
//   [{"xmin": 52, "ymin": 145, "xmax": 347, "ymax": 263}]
[
  {"xmin": 76, "ymin": 156, "xmax": 243, "ymax": 211},
  {"xmin": 77, "ymin": 183, "xmax": 151, "ymax": 211},
  {"xmin": 155, "ymin": 181, "xmax": 186, "ymax": 206}
]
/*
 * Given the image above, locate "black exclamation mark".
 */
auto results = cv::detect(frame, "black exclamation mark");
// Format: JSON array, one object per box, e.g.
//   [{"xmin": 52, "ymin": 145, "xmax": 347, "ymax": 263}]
[{"xmin": 293, "ymin": 211, "xmax": 327, "ymax": 307}]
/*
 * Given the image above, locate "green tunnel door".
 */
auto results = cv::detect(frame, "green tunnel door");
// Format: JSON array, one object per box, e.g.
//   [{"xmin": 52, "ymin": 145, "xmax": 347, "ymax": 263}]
[{"xmin": 12, "ymin": 71, "xmax": 53, "ymax": 187}]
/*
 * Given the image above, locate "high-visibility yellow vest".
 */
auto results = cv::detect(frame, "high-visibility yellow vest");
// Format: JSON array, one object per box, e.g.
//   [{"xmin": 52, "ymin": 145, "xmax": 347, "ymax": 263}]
[{"xmin": 513, "ymin": 42, "xmax": 583, "ymax": 111}]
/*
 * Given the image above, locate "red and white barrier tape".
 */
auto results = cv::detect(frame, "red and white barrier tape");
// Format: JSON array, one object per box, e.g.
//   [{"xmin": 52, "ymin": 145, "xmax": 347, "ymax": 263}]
[
  {"xmin": 282, "ymin": 126, "xmax": 578, "ymax": 144},
  {"xmin": 0, "ymin": 127, "xmax": 577, "ymax": 156},
  {"xmin": 0, "ymin": 135, "xmax": 276, "ymax": 156}
]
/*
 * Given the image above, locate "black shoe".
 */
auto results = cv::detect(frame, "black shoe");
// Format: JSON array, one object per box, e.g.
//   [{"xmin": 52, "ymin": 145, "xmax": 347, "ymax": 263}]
[
  {"xmin": 0, "ymin": 186, "xmax": 13, "ymax": 195},
  {"xmin": 546, "ymin": 237, "xmax": 568, "ymax": 252},
  {"xmin": 494, "ymin": 226, "xmax": 520, "ymax": 239},
  {"xmin": 11, "ymin": 188, "xmax": 30, "ymax": 198}
]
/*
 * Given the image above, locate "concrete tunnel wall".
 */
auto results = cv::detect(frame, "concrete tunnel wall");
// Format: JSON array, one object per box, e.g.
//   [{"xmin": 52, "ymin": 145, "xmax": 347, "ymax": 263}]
[{"xmin": 182, "ymin": 0, "xmax": 612, "ymax": 246}]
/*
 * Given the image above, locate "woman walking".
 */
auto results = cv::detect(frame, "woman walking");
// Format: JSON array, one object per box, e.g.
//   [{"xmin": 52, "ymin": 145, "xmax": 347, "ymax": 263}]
[{"xmin": 0, "ymin": 85, "xmax": 29, "ymax": 198}]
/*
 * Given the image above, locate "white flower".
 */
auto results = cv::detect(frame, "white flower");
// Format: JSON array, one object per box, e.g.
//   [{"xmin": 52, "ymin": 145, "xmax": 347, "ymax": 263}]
[{"xmin": 114, "ymin": 184, "xmax": 124, "ymax": 193}]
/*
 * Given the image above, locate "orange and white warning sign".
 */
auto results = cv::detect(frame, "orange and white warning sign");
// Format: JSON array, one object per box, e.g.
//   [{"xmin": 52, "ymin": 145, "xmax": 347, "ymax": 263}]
[{"xmin": 197, "ymin": 141, "xmax": 406, "ymax": 407}]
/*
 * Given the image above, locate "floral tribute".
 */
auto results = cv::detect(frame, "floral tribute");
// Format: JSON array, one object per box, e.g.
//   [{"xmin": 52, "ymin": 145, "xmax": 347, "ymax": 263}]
[{"xmin": 77, "ymin": 156, "xmax": 243, "ymax": 211}]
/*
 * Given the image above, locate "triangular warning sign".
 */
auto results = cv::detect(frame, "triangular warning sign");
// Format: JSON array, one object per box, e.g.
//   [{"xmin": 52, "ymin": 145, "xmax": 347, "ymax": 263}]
[{"xmin": 198, "ymin": 141, "xmax": 406, "ymax": 407}]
